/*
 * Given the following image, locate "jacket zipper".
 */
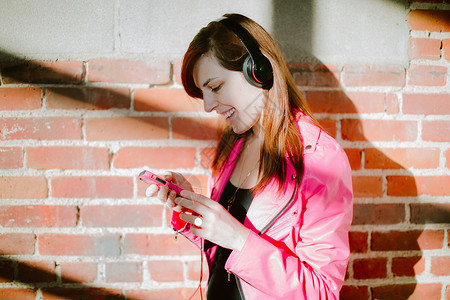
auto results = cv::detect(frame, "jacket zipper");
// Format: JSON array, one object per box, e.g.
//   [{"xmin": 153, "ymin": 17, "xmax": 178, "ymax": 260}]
[
  {"xmin": 227, "ymin": 270, "xmax": 246, "ymax": 300},
  {"xmin": 224, "ymin": 181, "xmax": 299, "ymax": 299},
  {"xmin": 258, "ymin": 181, "xmax": 299, "ymax": 235}
]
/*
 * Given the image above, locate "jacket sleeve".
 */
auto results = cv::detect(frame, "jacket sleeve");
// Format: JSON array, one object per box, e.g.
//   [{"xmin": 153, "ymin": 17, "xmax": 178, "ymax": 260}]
[{"xmin": 225, "ymin": 140, "xmax": 353, "ymax": 299}]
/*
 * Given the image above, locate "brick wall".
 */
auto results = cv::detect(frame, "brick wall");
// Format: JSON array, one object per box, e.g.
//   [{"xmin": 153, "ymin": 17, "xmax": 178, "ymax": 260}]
[{"xmin": 0, "ymin": 2, "xmax": 449, "ymax": 300}]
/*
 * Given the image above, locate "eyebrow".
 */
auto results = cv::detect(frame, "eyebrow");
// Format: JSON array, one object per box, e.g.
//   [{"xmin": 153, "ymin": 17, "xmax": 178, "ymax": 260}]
[{"xmin": 202, "ymin": 77, "xmax": 218, "ymax": 87}]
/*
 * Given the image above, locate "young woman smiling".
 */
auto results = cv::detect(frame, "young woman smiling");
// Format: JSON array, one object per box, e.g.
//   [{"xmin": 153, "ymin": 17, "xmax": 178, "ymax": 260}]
[{"xmin": 146, "ymin": 13, "xmax": 353, "ymax": 300}]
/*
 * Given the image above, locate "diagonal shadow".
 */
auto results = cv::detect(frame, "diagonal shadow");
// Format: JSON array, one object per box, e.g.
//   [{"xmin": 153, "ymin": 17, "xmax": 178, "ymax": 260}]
[
  {"xmin": 270, "ymin": 1, "xmax": 443, "ymax": 299},
  {"xmin": 0, "ymin": 50, "xmax": 220, "ymax": 142},
  {"xmin": 0, "ymin": 255, "xmax": 202, "ymax": 300}
]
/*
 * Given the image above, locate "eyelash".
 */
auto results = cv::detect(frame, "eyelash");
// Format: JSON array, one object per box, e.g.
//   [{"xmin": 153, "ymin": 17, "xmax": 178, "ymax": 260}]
[{"xmin": 211, "ymin": 84, "xmax": 222, "ymax": 93}]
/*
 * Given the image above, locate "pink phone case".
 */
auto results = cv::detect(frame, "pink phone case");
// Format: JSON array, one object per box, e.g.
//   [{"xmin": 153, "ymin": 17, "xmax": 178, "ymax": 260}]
[{"xmin": 138, "ymin": 170, "xmax": 183, "ymax": 194}]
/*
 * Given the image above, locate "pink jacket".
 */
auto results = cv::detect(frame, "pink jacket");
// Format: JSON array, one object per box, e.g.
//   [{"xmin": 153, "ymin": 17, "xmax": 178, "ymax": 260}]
[{"xmin": 172, "ymin": 115, "xmax": 353, "ymax": 299}]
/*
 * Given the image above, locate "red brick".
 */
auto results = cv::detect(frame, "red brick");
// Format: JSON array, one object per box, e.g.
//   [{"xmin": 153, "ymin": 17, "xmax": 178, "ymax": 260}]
[
  {"xmin": 200, "ymin": 147, "xmax": 217, "ymax": 169},
  {"xmin": 387, "ymin": 175, "xmax": 450, "ymax": 196},
  {"xmin": 386, "ymin": 93, "xmax": 399, "ymax": 115},
  {"xmin": 372, "ymin": 230, "xmax": 444, "ymax": 251},
  {"xmin": 27, "ymin": 146, "xmax": 110, "ymax": 170},
  {"xmin": 105, "ymin": 262, "xmax": 142, "ymax": 283},
  {"xmin": 306, "ymin": 91, "xmax": 385, "ymax": 113},
  {"xmin": 431, "ymin": 256, "xmax": 450, "ymax": 276},
  {"xmin": 408, "ymin": 65, "xmax": 447, "ymax": 86},
  {"xmin": 340, "ymin": 286, "xmax": 368, "ymax": 300},
  {"xmin": 341, "ymin": 119, "xmax": 417, "ymax": 142},
  {"xmin": 409, "ymin": 38, "xmax": 442, "ymax": 60},
  {"xmin": 0, "ymin": 261, "xmax": 14, "ymax": 283},
  {"xmin": 0, "ymin": 289, "xmax": 36, "ymax": 299},
  {"xmin": 148, "ymin": 260, "xmax": 184, "ymax": 282},
  {"xmin": 349, "ymin": 231, "xmax": 368, "ymax": 253},
  {"xmin": 88, "ymin": 59, "xmax": 170, "ymax": 84},
  {"xmin": 317, "ymin": 119, "xmax": 337, "ymax": 138},
  {"xmin": 0, "ymin": 88, "xmax": 42, "ymax": 110},
  {"xmin": 0, "ymin": 176, "xmax": 48, "ymax": 199},
  {"xmin": 60, "ymin": 262, "xmax": 97, "ymax": 283},
  {"xmin": 172, "ymin": 117, "xmax": 221, "ymax": 140},
  {"xmin": 46, "ymin": 88, "xmax": 131, "ymax": 110},
  {"xmin": 392, "ymin": 256, "xmax": 425, "ymax": 276},
  {"xmin": 411, "ymin": 203, "xmax": 450, "ymax": 224},
  {"xmin": 186, "ymin": 259, "xmax": 208, "ymax": 281},
  {"xmin": 353, "ymin": 204, "xmax": 405, "ymax": 225},
  {"xmin": 173, "ymin": 60, "xmax": 182, "ymax": 85},
  {"xmin": 353, "ymin": 258, "xmax": 387, "ymax": 279},
  {"xmin": 443, "ymin": 39, "xmax": 450, "ymax": 60},
  {"xmin": 52, "ymin": 176, "xmax": 133, "ymax": 198},
  {"xmin": 365, "ymin": 147, "xmax": 440, "ymax": 169},
  {"xmin": 0, "ymin": 233, "xmax": 35, "ymax": 255},
  {"xmin": 42, "ymin": 288, "xmax": 125, "ymax": 300},
  {"xmin": 0, "ymin": 147, "xmax": 23, "ymax": 169},
  {"xmin": 39, "ymin": 234, "xmax": 121, "ymax": 256},
  {"xmin": 352, "ymin": 176, "xmax": 383, "ymax": 197},
  {"xmin": 289, "ymin": 64, "xmax": 340, "ymax": 87},
  {"xmin": 85, "ymin": 117, "xmax": 169, "ymax": 141},
  {"xmin": 344, "ymin": 148, "xmax": 362, "ymax": 170},
  {"xmin": 373, "ymin": 284, "xmax": 442, "ymax": 300},
  {"xmin": 422, "ymin": 120, "xmax": 450, "ymax": 142},
  {"xmin": 403, "ymin": 93, "xmax": 450, "ymax": 115},
  {"xmin": 113, "ymin": 147, "xmax": 196, "ymax": 169},
  {"xmin": 0, "ymin": 60, "xmax": 84, "ymax": 84},
  {"xmin": 0, "ymin": 117, "xmax": 82, "ymax": 140},
  {"xmin": 123, "ymin": 234, "xmax": 199, "ymax": 256},
  {"xmin": 81, "ymin": 205, "xmax": 163, "ymax": 227},
  {"xmin": 134, "ymin": 88, "xmax": 203, "ymax": 112},
  {"xmin": 343, "ymin": 65, "xmax": 405, "ymax": 87},
  {"xmin": 18, "ymin": 261, "xmax": 56, "ymax": 283},
  {"xmin": 0, "ymin": 205, "xmax": 77, "ymax": 227},
  {"xmin": 408, "ymin": 9, "xmax": 450, "ymax": 32}
]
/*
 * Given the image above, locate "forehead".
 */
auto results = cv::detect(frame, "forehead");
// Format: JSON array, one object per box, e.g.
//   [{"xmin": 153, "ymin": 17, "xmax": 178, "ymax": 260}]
[{"xmin": 193, "ymin": 54, "xmax": 226, "ymax": 87}]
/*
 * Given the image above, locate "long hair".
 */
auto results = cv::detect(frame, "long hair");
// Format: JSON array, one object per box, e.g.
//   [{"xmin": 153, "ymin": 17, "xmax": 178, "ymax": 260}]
[{"xmin": 181, "ymin": 13, "xmax": 317, "ymax": 192}]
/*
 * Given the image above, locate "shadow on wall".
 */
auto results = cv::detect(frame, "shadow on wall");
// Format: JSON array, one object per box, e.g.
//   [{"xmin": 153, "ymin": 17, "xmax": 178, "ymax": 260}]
[
  {"xmin": 0, "ymin": 50, "xmax": 220, "ymax": 142},
  {"xmin": 272, "ymin": 1, "xmax": 424, "ymax": 299},
  {"xmin": 0, "ymin": 50, "xmax": 207, "ymax": 299}
]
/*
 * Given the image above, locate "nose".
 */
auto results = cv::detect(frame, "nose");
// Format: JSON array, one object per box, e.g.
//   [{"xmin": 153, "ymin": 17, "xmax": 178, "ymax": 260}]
[{"xmin": 203, "ymin": 93, "xmax": 218, "ymax": 113}]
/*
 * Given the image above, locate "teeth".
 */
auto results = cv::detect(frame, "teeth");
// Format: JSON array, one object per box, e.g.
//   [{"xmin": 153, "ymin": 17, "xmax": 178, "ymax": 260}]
[{"xmin": 224, "ymin": 108, "xmax": 236, "ymax": 119}]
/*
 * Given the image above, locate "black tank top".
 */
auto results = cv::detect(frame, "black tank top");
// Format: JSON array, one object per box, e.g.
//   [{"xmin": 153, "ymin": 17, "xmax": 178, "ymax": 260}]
[{"xmin": 206, "ymin": 180, "xmax": 254, "ymax": 300}]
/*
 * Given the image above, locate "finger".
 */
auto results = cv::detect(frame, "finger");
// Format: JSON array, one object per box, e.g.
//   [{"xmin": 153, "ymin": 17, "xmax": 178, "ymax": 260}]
[
  {"xmin": 166, "ymin": 190, "xmax": 178, "ymax": 208},
  {"xmin": 179, "ymin": 213, "xmax": 203, "ymax": 228},
  {"xmin": 157, "ymin": 185, "xmax": 170, "ymax": 201},
  {"xmin": 174, "ymin": 196, "xmax": 208, "ymax": 216},
  {"xmin": 180, "ymin": 190, "xmax": 216, "ymax": 209},
  {"xmin": 145, "ymin": 184, "xmax": 159, "ymax": 197}
]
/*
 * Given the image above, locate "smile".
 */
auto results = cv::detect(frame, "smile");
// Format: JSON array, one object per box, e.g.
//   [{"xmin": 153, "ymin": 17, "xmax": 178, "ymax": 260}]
[{"xmin": 223, "ymin": 108, "xmax": 236, "ymax": 120}]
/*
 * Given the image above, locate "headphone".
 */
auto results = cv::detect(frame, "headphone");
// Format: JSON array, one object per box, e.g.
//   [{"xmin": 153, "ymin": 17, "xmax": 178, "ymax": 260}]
[{"xmin": 216, "ymin": 17, "xmax": 273, "ymax": 90}]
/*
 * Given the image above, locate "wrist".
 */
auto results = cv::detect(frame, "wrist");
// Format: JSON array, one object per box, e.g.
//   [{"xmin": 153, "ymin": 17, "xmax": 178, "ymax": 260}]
[{"xmin": 234, "ymin": 227, "xmax": 250, "ymax": 252}]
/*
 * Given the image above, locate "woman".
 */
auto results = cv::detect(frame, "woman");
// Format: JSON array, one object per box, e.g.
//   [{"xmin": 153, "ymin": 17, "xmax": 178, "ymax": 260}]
[{"xmin": 146, "ymin": 13, "xmax": 353, "ymax": 299}]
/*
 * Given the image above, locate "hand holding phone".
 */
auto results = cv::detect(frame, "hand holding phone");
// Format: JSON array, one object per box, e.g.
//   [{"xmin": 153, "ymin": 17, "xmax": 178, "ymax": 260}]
[{"xmin": 139, "ymin": 170, "xmax": 183, "ymax": 195}]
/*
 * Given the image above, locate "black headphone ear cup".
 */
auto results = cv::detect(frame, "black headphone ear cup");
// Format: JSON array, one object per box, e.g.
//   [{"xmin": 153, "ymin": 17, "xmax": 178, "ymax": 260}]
[{"xmin": 242, "ymin": 55, "xmax": 262, "ymax": 88}]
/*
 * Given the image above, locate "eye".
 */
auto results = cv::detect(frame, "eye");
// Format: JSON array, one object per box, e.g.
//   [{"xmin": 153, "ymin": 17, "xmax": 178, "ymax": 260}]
[{"xmin": 211, "ymin": 83, "xmax": 222, "ymax": 93}]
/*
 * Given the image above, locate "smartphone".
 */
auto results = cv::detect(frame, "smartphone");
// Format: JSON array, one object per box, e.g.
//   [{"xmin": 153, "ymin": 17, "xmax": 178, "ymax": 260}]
[{"xmin": 138, "ymin": 170, "xmax": 183, "ymax": 195}]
